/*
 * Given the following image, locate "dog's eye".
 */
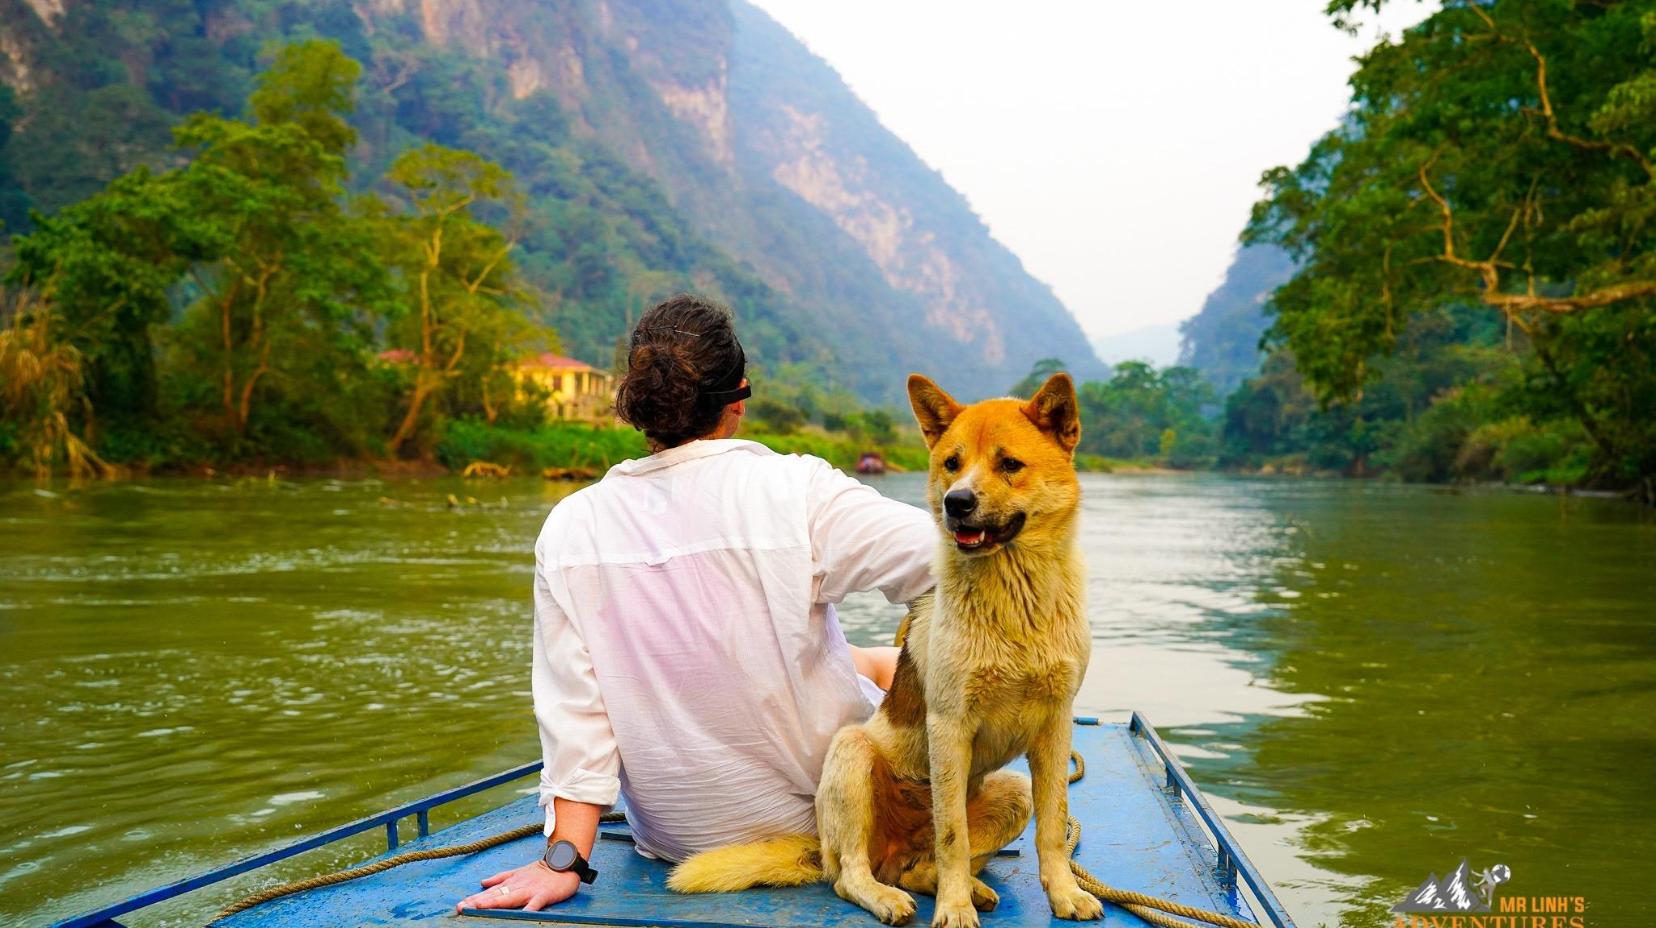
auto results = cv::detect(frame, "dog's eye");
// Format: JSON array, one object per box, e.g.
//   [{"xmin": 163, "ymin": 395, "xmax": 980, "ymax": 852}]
[
  {"xmin": 999, "ymin": 457, "xmax": 1025, "ymax": 475},
  {"xmin": 943, "ymin": 454, "xmax": 961, "ymax": 472}
]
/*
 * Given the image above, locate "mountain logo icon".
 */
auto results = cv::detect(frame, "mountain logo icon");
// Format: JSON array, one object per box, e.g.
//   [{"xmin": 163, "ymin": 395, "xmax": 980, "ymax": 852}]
[{"xmin": 1392, "ymin": 860, "xmax": 1511, "ymax": 913}]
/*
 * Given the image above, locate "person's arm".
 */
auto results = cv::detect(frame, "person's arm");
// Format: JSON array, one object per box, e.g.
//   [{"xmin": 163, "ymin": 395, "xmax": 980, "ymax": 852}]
[
  {"xmin": 546, "ymin": 797, "xmax": 601, "ymax": 858},
  {"xmin": 456, "ymin": 557, "xmax": 620, "ymax": 913},
  {"xmin": 456, "ymin": 797, "xmax": 599, "ymax": 913},
  {"xmin": 807, "ymin": 457, "xmax": 937, "ymax": 606},
  {"xmin": 807, "ymin": 462, "xmax": 932, "ymax": 687}
]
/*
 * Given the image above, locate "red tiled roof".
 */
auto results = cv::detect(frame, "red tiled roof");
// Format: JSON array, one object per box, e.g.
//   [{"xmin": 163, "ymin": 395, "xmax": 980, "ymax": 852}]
[
  {"xmin": 522, "ymin": 353, "xmax": 595, "ymax": 371},
  {"xmin": 377, "ymin": 348, "xmax": 417, "ymax": 364}
]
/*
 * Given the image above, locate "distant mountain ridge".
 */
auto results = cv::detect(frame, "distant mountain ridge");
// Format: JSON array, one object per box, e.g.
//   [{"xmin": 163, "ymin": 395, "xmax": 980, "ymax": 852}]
[
  {"xmin": 1091, "ymin": 323, "xmax": 1180, "ymax": 369},
  {"xmin": 1177, "ymin": 244, "xmax": 1296, "ymax": 396},
  {"xmin": 0, "ymin": 0, "xmax": 1103, "ymax": 404},
  {"xmin": 728, "ymin": 2, "xmax": 1097, "ymax": 383}
]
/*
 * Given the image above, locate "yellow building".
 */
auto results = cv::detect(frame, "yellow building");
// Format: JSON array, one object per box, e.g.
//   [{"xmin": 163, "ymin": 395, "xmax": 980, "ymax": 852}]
[{"xmin": 516, "ymin": 353, "xmax": 615, "ymax": 422}]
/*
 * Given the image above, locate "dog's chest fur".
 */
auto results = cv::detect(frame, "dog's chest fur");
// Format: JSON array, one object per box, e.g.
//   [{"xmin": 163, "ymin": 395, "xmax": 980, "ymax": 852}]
[{"xmin": 873, "ymin": 544, "xmax": 1089, "ymax": 781}]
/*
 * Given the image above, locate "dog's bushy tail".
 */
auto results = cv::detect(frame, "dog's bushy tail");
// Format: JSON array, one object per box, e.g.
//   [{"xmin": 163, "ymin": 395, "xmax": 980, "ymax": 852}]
[{"xmin": 666, "ymin": 834, "xmax": 823, "ymax": 893}]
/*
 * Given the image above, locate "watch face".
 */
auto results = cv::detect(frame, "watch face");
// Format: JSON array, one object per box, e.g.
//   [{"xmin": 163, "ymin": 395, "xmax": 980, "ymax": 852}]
[{"xmin": 547, "ymin": 841, "xmax": 578, "ymax": 870}]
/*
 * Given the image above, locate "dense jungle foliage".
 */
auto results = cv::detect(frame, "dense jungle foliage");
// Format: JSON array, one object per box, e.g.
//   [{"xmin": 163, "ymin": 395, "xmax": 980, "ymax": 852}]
[
  {"xmin": 1133, "ymin": 0, "xmax": 1656, "ymax": 500},
  {"xmin": 3, "ymin": 0, "xmax": 1653, "ymax": 502},
  {"xmin": 0, "ymin": 39, "xmax": 918, "ymax": 474},
  {"xmin": 1235, "ymin": 0, "xmax": 1656, "ymax": 500}
]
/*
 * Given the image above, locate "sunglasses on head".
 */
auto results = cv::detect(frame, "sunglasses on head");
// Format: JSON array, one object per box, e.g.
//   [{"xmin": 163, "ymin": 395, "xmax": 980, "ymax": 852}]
[{"xmin": 705, "ymin": 382, "xmax": 751, "ymax": 403}]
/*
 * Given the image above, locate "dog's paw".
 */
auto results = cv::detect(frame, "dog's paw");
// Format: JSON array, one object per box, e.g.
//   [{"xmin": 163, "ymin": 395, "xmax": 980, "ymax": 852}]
[
  {"xmin": 931, "ymin": 900, "xmax": 981, "ymax": 928},
  {"xmin": 969, "ymin": 877, "xmax": 999, "ymax": 912},
  {"xmin": 834, "ymin": 877, "xmax": 916, "ymax": 925},
  {"xmin": 1047, "ymin": 884, "xmax": 1103, "ymax": 921},
  {"xmin": 873, "ymin": 887, "xmax": 918, "ymax": 925}
]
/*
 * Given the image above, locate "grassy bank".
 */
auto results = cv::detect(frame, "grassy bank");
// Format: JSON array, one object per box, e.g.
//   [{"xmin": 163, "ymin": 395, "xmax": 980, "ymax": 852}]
[
  {"xmin": 3, "ymin": 415, "xmax": 1124, "ymax": 480},
  {"xmin": 436, "ymin": 420, "xmax": 649, "ymax": 475},
  {"xmin": 435, "ymin": 419, "xmax": 934, "ymax": 476},
  {"xmin": 435, "ymin": 420, "xmax": 1140, "ymax": 477}
]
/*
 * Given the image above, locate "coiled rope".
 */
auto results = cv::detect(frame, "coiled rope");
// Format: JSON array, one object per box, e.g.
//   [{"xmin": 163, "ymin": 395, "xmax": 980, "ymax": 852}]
[
  {"xmin": 211, "ymin": 812, "xmax": 627, "ymax": 922},
  {"xmin": 215, "ymin": 763, "xmax": 1253, "ymax": 928},
  {"xmin": 1061, "ymin": 749, "xmax": 1255, "ymax": 928}
]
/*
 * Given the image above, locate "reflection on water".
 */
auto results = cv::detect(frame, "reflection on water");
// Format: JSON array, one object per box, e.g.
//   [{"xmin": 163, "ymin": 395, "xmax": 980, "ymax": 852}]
[{"xmin": 1, "ymin": 474, "xmax": 1651, "ymax": 926}]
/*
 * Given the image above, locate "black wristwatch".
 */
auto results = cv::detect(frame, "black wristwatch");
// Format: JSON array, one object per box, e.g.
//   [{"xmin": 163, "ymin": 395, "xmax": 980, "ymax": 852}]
[{"xmin": 543, "ymin": 839, "xmax": 599, "ymax": 884}]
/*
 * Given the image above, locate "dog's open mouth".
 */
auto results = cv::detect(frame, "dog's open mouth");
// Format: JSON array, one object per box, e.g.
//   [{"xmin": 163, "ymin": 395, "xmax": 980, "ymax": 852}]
[{"xmin": 948, "ymin": 512, "xmax": 1026, "ymax": 551}]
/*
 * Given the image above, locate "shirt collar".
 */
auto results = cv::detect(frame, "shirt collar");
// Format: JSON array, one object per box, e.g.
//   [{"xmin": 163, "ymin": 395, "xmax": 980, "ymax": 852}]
[{"xmin": 608, "ymin": 438, "xmax": 774, "ymax": 477}]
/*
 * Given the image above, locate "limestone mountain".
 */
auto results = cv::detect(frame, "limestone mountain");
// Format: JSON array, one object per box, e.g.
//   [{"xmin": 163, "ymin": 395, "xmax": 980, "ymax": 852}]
[
  {"xmin": 0, "ymin": 0, "xmax": 1102, "ymax": 404},
  {"xmin": 1177, "ymin": 244, "xmax": 1295, "ymax": 396}
]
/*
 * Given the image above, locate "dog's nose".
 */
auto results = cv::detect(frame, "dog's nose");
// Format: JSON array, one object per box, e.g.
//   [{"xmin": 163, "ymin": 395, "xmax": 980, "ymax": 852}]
[{"xmin": 943, "ymin": 489, "xmax": 977, "ymax": 518}]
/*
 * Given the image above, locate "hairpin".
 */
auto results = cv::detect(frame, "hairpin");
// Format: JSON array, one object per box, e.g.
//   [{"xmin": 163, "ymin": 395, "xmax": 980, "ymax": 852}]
[{"xmin": 633, "ymin": 325, "xmax": 704, "ymax": 338}]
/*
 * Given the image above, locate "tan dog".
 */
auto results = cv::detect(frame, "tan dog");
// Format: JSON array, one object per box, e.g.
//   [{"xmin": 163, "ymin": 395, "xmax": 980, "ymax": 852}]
[{"xmin": 669, "ymin": 373, "xmax": 1101, "ymax": 928}]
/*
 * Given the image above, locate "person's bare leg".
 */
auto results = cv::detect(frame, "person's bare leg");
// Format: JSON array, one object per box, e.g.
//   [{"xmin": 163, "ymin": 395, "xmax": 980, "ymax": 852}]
[{"xmin": 851, "ymin": 646, "xmax": 900, "ymax": 691}]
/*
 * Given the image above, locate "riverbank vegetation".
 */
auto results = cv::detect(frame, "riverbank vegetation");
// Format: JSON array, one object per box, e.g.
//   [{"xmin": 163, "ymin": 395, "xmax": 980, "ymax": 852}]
[
  {"xmin": 1239, "ymin": 0, "xmax": 1656, "ymax": 501},
  {"xmin": 1046, "ymin": 1, "xmax": 1655, "ymax": 502},
  {"xmin": 0, "ymin": 40, "xmax": 926, "ymax": 478},
  {"xmin": 3, "ymin": 2, "xmax": 1653, "ymax": 502}
]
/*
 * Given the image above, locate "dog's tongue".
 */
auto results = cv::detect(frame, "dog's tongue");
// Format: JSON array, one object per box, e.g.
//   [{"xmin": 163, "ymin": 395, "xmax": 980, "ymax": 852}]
[{"xmin": 954, "ymin": 528, "xmax": 986, "ymax": 546}]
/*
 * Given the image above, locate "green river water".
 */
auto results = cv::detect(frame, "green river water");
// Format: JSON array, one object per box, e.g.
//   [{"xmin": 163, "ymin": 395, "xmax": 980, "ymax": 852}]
[{"xmin": 1, "ymin": 474, "xmax": 1652, "ymax": 927}]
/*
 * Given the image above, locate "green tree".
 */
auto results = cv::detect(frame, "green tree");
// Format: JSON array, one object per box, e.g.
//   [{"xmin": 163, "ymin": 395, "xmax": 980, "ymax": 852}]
[
  {"xmin": 168, "ymin": 40, "xmax": 381, "ymax": 438},
  {"xmin": 380, "ymin": 145, "xmax": 532, "ymax": 454},
  {"xmin": 1011, "ymin": 357, "xmax": 1069, "ymax": 398},
  {"xmin": 1076, "ymin": 362, "xmax": 1216, "ymax": 464},
  {"xmin": 852, "ymin": 409, "xmax": 897, "ymax": 445},
  {"xmin": 1247, "ymin": 0, "xmax": 1656, "ymax": 493},
  {"xmin": 7, "ymin": 167, "xmax": 206, "ymax": 425},
  {"xmin": 1220, "ymin": 308, "xmax": 1533, "ymax": 479},
  {"xmin": 748, "ymin": 396, "xmax": 806, "ymax": 435}
]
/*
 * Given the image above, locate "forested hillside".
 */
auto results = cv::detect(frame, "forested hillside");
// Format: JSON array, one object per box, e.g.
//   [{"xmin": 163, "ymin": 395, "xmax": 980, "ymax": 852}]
[
  {"xmin": 1177, "ymin": 245, "xmax": 1294, "ymax": 397},
  {"xmin": 0, "ymin": 0, "xmax": 1101, "ymax": 407},
  {"xmin": 1069, "ymin": 1, "xmax": 1655, "ymax": 502},
  {"xmin": 1226, "ymin": 0, "xmax": 1655, "ymax": 500}
]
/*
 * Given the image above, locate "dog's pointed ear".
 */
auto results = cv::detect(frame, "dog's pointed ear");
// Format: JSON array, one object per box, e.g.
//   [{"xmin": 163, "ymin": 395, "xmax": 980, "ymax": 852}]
[
  {"xmin": 908, "ymin": 374, "xmax": 962, "ymax": 449},
  {"xmin": 1023, "ymin": 372, "xmax": 1081, "ymax": 455}
]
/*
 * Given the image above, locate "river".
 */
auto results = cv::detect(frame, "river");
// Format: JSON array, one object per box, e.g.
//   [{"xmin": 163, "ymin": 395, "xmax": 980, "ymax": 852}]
[{"xmin": 1, "ymin": 473, "xmax": 1652, "ymax": 927}]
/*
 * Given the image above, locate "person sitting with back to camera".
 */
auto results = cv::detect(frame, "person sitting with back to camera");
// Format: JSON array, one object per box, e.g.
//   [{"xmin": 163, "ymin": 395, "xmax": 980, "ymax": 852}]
[{"xmin": 456, "ymin": 293, "xmax": 935, "ymax": 913}]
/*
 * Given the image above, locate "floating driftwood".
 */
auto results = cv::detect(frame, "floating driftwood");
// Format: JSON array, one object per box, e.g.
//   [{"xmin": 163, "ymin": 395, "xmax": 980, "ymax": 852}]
[
  {"xmin": 460, "ymin": 461, "xmax": 512, "ymax": 478},
  {"xmin": 542, "ymin": 465, "xmax": 599, "ymax": 481}
]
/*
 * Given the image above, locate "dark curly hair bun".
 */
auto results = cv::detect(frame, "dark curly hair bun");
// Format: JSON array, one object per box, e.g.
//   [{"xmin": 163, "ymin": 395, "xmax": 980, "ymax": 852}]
[
  {"xmin": 615, "ymin": 294, "xmax": 746, "ymax": 449},
  {"xmin": 616, "ymin": 343, "xmax": 701, "ymax": 441}
]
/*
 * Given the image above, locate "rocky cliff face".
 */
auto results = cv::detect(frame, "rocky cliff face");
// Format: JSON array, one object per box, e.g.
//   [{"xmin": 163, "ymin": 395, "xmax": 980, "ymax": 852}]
[
  {"xmin": 1178, "ymin": 244, "xmax": 1296, "ymax": 395},
  {"xmin": 0, "ymin": 0, "xmax": 1103, "ymax": 401},
  {"xmin": 729, "ymin": 0, "xmax": 1085, "ymax": 374},
  {"xmin": 335, "ymin": 0, "xmax": 1101, "ymax": 394}
]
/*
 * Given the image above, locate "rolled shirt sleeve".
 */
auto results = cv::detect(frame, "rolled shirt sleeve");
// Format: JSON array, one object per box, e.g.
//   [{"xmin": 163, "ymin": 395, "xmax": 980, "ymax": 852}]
[
  {"xmin": 532, "ymin": 560, "xmax": 622, "ymax": 836},
  {"xmin": 805, "ymin": 457, "xmax": 937, "ymax": 605}
]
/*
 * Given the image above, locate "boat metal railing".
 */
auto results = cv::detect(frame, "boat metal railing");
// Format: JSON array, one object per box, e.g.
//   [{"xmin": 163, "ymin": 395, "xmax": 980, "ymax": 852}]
[
  {"xmin": 56, "ymin": 715, "xmax": 1296, "ymax": 928},
  {"xmin": 1123, "ymin": 711, "xmax": 1297, "ymax": 928},
  {"xmin": 52, "ymin": 761, "xmax": 545, "ymax": 928}
]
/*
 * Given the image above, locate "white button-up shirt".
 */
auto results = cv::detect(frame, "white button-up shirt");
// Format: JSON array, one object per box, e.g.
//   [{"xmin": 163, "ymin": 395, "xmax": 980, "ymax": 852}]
[{"xmin": 532, "ymin": 439, "xmax": 935, "ymax": 861}]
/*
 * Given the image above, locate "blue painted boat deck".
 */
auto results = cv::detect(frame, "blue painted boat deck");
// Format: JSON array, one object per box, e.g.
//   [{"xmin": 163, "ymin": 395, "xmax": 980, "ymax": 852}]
[{"xmin": 219, "ymin": 721, "xmax": 1261, "ymax": 928}]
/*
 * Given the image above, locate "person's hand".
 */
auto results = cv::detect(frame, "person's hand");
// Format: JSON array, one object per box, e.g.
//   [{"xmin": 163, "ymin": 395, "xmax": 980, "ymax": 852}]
[{"xmin": 455, "ymin": 859, "xmax": 581, "ymax": 913}]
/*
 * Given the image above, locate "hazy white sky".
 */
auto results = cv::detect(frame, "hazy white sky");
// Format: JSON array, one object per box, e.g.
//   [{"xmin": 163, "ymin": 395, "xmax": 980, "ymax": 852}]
[{"xmin": 747, "ymin": 1, "xmax": 1435, "ymax": 340}]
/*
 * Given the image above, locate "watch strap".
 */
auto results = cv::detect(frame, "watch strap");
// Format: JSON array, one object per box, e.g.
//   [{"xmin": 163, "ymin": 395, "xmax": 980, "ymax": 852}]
[{"xmin": 544, "ymin": 839, "xmax": 599, "ymax": 885}]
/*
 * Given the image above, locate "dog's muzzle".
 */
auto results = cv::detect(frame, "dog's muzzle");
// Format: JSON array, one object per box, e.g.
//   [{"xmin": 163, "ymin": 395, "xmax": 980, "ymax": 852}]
[{"xmin": 946, "ymin": 511, "xmax": 1027, "ymax": 552}]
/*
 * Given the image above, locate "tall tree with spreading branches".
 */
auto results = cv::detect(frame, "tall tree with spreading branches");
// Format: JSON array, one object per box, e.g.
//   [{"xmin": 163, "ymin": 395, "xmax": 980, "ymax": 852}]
[
  {"xmin": 381, "ymin": 145, "xmax": 532, "ymax": 454},
  {"xmin": 1247, "ymin": 0, "xmax": 1656, "ymax": 492},
  {"xmin": 172, "ymin": 40, "xmax": 381, "ymax": 437}
]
